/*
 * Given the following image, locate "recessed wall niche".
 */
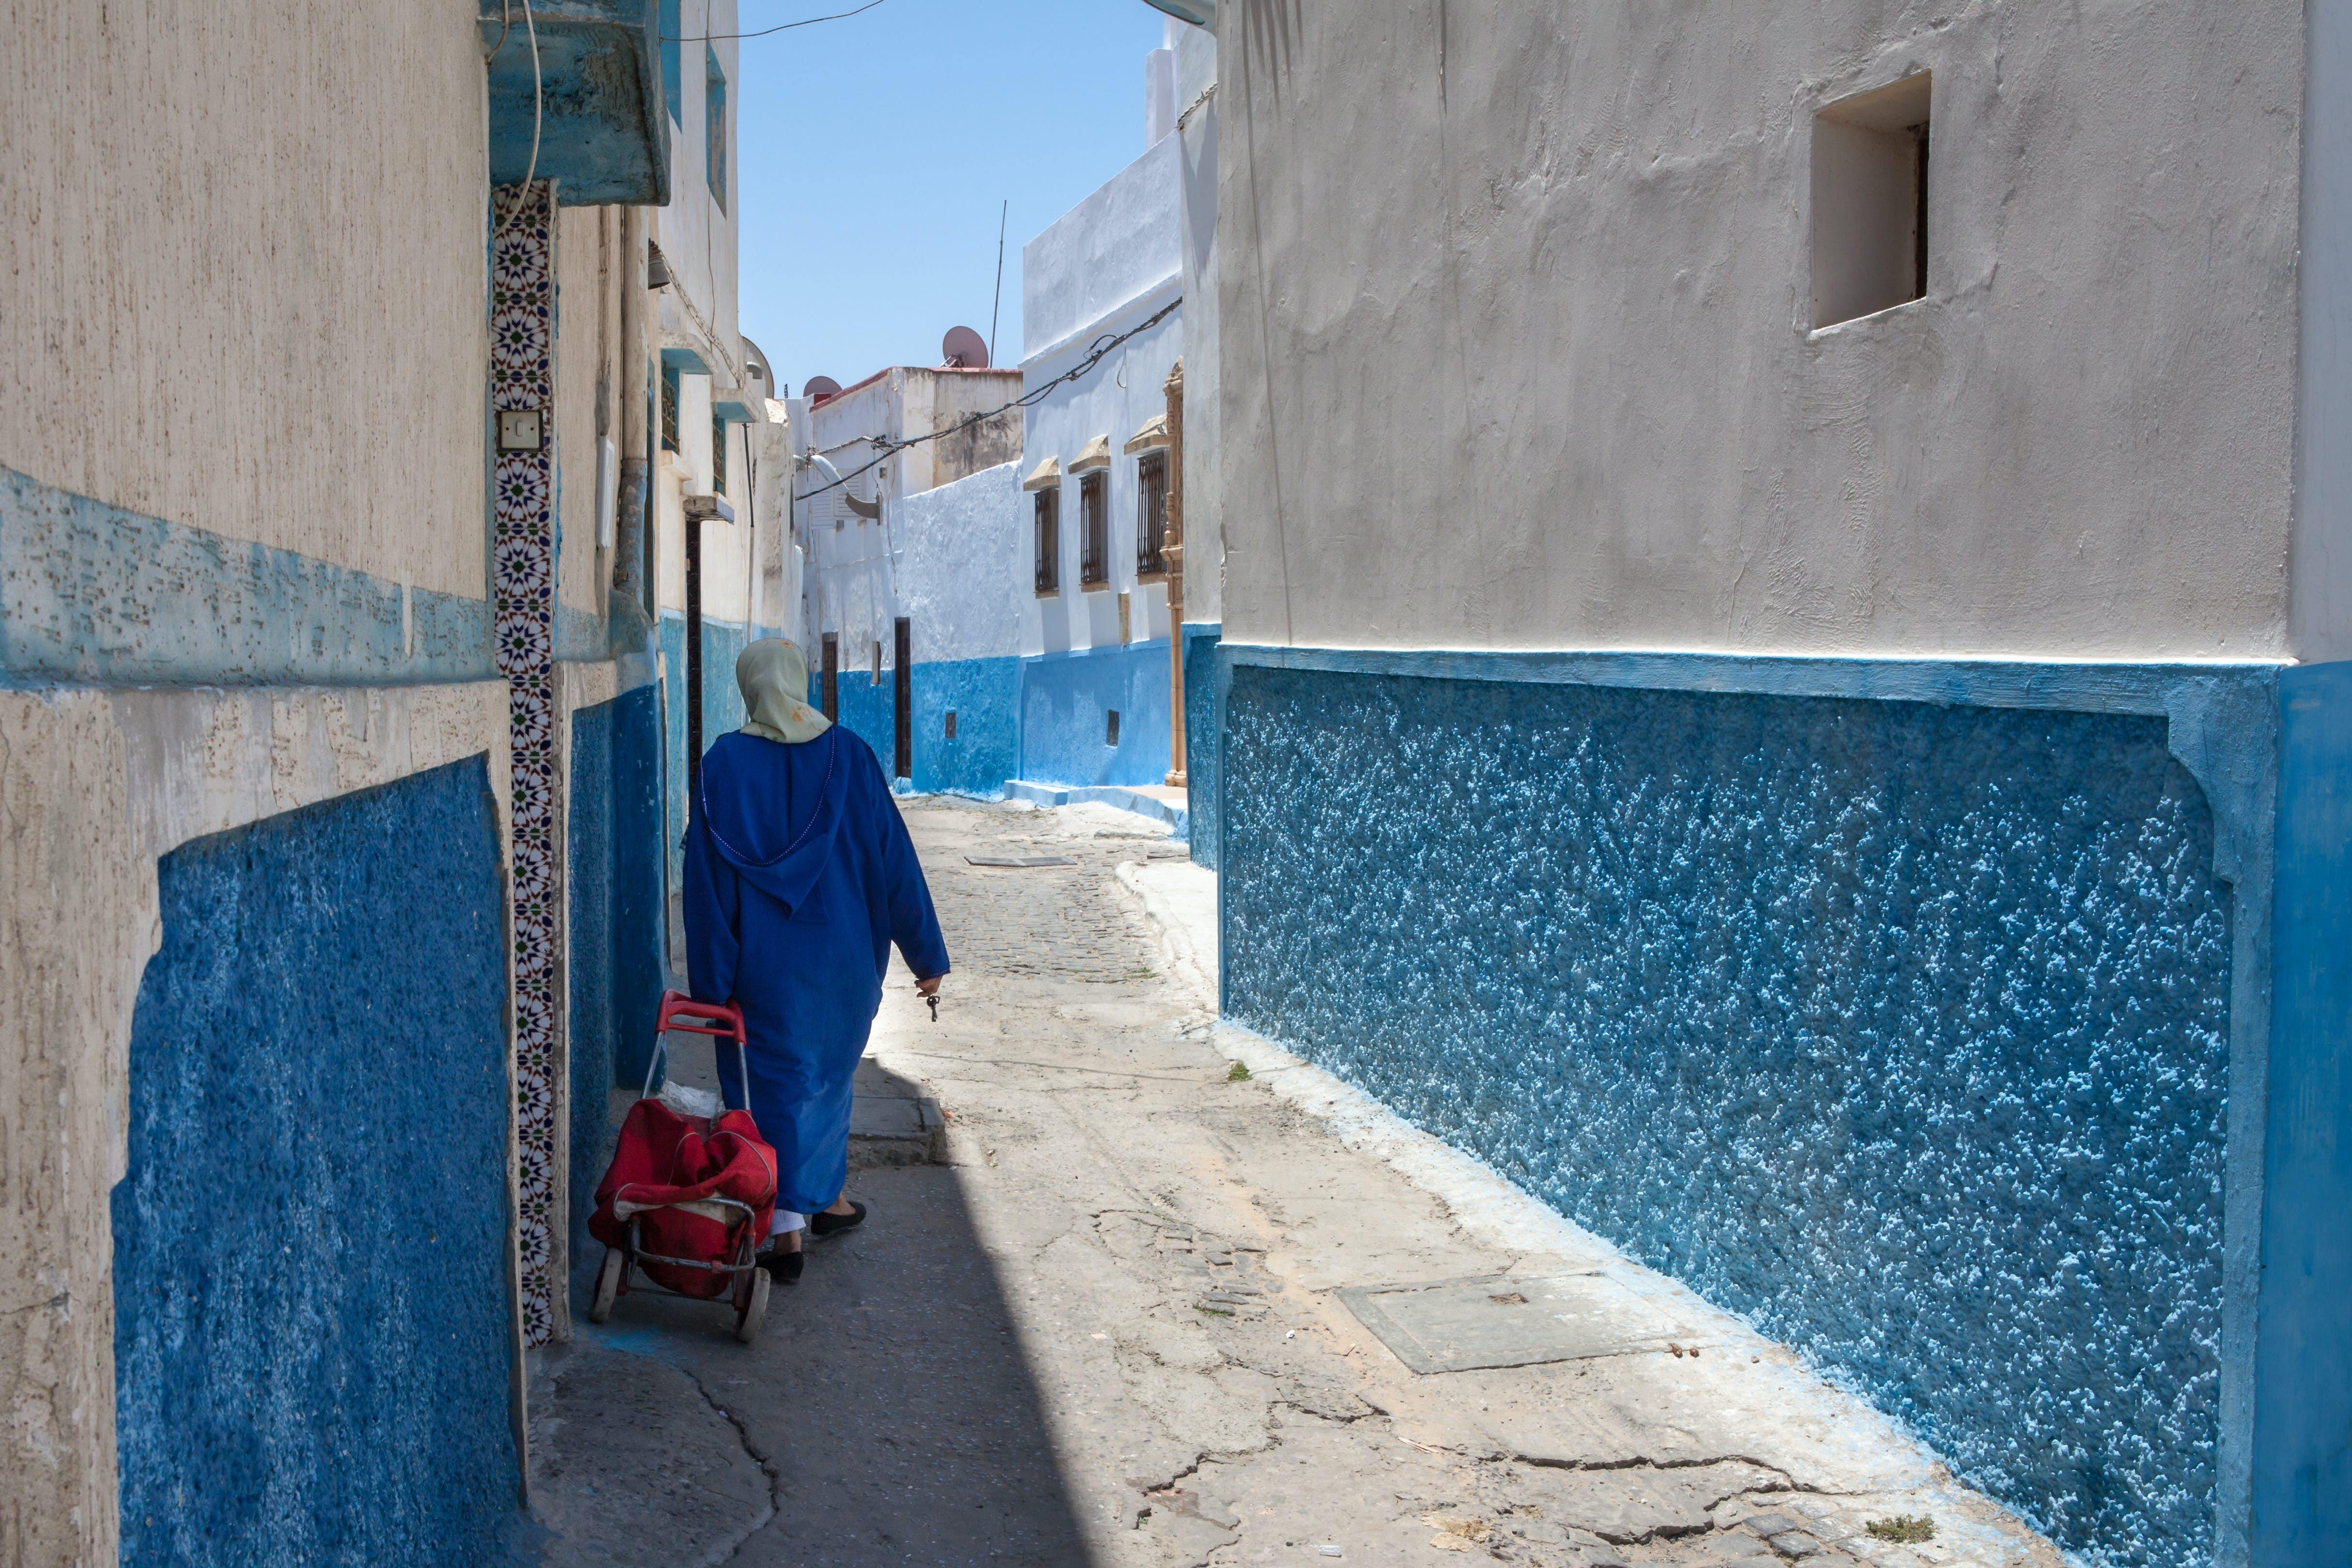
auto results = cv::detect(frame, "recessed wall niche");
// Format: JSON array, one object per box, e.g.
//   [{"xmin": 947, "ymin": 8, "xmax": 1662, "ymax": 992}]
[{"xmin": 1812, "ymin": 72, "xmax": 1931, "ymax": 329}]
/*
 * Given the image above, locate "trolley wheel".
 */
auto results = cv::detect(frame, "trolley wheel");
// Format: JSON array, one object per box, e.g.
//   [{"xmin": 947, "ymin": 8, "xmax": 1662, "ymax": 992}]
[
  {"xmin": 589, "ymin": 1247, "xmax": 624, "ymax": 1324},
  {"xmin": 734, "ymin": 1267, "xmax": 770, "ymax": 1343}
]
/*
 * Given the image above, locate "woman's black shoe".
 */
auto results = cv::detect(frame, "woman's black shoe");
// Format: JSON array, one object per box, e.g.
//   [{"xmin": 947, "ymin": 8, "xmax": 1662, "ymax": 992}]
[
  {"xmin": 760, "ymin": 1247, "xmax": 805, "ymax": 1284},
  {"xmin": 809, "ymin": 1201, "xmax": 867, "ymax": 1239}
]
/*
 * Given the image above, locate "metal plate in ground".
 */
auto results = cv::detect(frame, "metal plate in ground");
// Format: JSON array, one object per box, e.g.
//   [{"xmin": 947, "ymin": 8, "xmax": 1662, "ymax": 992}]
[
  {"xmin": 1337, "ymin": 1274, "xmax": 1692, "ymax": 1374},
  {"xmin": 965, "ymin": 854, "xmax": 1076, "ymax": 868}
]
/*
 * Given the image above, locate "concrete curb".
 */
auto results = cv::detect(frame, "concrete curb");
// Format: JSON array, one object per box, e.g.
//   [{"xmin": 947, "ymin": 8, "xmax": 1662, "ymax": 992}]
[{"xmin": 1006, "ymin": 778, "xmax": 1189, "ymax": 838}]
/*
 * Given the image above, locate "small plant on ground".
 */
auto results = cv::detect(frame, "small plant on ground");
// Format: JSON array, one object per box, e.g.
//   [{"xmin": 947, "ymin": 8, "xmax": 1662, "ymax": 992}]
[
  {"xmin": 1865, "ymin": 1516, "xmax": 1936, "ymax": 1544},
  {"xmin": 1226, "ymin": 1062, "xmax": 1252, "ymax": 1082}
]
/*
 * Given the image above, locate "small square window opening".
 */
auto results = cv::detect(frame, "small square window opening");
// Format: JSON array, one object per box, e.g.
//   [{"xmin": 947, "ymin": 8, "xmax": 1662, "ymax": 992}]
[
  {"xmin": 944, "ymin": 710, "xmax": 958, "ymax": 740},
  {"xmin": 1811, "ymin": 72, "xmax": 1931, "ymax": 329},
  {"xmin": 1106, "ymin": 709, "xmax": 1122, "ymax": 748}
]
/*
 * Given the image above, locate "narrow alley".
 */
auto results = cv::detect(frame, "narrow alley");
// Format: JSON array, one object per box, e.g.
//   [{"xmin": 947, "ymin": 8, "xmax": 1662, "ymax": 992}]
[
  {"xmin": 12, "ymin": 5, "xmax": 2351, "ymax": 1566},
  {"xmin": 534, "ymin": 797, "xmax": 2057, "ymax": 1568}
]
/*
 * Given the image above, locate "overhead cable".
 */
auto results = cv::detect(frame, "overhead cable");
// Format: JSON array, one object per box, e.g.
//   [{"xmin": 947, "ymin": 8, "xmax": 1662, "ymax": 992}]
[
  {"xmin": 665, "ymin": 0, "xmax": 889, "ymax": 44},
  {"xmin": 797, "ymin": 298, "xmax": 1181, "ymax": 501}
]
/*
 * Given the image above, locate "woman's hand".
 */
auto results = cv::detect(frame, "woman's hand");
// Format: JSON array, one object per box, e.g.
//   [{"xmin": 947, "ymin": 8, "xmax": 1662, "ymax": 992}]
[{"xmin": 916, "ymin": 975, "xmax": 942, "ymax": 998}]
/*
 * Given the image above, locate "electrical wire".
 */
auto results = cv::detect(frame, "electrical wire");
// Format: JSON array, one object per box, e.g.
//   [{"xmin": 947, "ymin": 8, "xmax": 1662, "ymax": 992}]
[
  {"xmin": 664, "ymin": 0, "xmax": 889, "ymax": 44},
  {"xmin": 482, "ymin": 0, "xmax": 512, "ymax": 60},
  {"xmin": 490, "ymin": 0, "xmax": 542, "ymax": 243},
  {"xmin": 797, "ymin": 298, "xmax": 1181, "ymax": 501}
]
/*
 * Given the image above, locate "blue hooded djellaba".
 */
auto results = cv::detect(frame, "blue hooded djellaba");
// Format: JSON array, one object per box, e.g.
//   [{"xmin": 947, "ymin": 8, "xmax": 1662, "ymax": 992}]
[{"xmin": 683, "ymin": 645, "xmax": 949, "ymax": 1218}]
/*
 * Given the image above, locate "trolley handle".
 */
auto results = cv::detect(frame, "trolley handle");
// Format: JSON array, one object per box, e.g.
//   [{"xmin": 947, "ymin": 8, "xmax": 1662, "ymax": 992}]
[{"xmin": 644, "ymin": 990, "xmax": 753, "ymax": 1108}]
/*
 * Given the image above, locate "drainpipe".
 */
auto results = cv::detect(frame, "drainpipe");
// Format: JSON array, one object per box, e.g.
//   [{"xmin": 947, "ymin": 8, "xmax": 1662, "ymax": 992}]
[{"xmin": 1164, "ymin": 358, "xmax": 1187, "ymax": 787}]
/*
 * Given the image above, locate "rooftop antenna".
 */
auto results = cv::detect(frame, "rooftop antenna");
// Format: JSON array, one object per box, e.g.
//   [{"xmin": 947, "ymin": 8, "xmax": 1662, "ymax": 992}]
[{"xmin": 987, "ymin": 199, "xmax": 1008, "ymax": 368}]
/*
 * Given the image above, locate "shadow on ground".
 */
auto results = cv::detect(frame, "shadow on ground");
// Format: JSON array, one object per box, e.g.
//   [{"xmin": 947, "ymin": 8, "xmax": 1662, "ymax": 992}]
[{"xmin": 531, "ymin": 1049, "xmax": 1095, "ymax": 1567}]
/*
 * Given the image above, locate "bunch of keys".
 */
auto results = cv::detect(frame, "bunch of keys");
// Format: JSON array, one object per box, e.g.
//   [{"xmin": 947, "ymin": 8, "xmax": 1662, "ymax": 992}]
[{"xmin": 925, "ymin": 993, "xmax": 939, "ymax": 1023}]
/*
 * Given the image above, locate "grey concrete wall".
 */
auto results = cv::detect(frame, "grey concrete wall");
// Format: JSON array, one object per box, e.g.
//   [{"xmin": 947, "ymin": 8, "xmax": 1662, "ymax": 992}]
[
  {"xmin": 0, "ymin": 0, "xmax": 490, "ymax": 600},
  {"xmin": 1216, "ymin": 0, "xmax": 2308, "ymax": 660}
]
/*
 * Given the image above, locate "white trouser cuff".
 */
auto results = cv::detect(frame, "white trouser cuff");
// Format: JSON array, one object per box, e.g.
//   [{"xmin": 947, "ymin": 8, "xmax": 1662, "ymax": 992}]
[{"xmin": 769, "ymin": 1209, "xmax": 806, "ymax": 1236}]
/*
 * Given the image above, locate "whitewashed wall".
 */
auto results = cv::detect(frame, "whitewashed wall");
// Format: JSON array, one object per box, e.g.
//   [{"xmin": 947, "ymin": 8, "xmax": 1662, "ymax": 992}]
[
  {"xmin": 1021, "ymin": 137, "xmax": 1184, "ymax": 658},
  {"xmin": 1217, "ymin": 0, "xmax": 2313, "ymax": 661}
]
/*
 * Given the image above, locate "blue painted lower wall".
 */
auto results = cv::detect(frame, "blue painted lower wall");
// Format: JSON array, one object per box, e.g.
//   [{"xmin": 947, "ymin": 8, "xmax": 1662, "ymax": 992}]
[
  {"xmin": 827, "ymin": 668, "xmax": 897, "ymax": 774},
  {"xmin": 1221, "ymin": 657, "xmax": 2243, "ymax": 1568},
  {"xmin": 1182, "ymin": 623, "xmax": 1223, "ymax": 868},
  {"xmin": 112, "ymin": 756, "xmax": 521, "ymax": 1568},
  {"xmin": 568, "ymin": 695, "xmax": 617, "ymax": 1258},
  {"xmin": 1019, "ymin": 640, "xmax": 1171, "ymax": 788},
  {"xmin": 608, "ymin": 679, "xmax": 671, "ymax": 1094},
  {"xmin": 911, "ymin": 654, "xmax": 1022, "ymax": 796},
  {"xmin": 2251, "ymin": 659, "xmax": 2352, "ymax": 1567},
  {"xmin": 797, "ymin": 641, "xmax": 1170, "ymax": 798},
  {"xmin": 659, "ymin": 613, "xmax": 774, "ymax": 885}
]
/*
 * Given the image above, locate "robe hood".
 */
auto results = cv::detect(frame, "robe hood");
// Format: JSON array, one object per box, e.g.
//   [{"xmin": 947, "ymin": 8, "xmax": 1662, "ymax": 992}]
[
  {"xmin": 736, "ymin": 640, "xmax": 830, "ymax": 745},
  {"xmin": 697, "ymin": 727, "xmax": 847, "ymax": 916}
]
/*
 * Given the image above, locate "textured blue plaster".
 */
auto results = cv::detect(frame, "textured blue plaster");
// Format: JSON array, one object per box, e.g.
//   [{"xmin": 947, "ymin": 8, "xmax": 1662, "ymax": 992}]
[
  {"xmin": 610, "ymin": 680, "xmax": 672, "ymax": 1093},
  {"xmin": 556, "ymin": 603, "xmax": 612, "ymax": 663},
  {"xmin": 660, "ymin": 612, "xmax": 763, "ymax": 876},
  {"xmin": 0, "ymin": 465, "xmax": 492, "ymax": 687},
  {"xmin": 482, "ymin": 0, "xmax": 669, "ymax": 206},
  {"xmin": 569, "ymin": 696, "xmax": 617, "ymax": 1258},
  {"xmin": 113, "ymin": 757, "xmax": 522, "ymax": 1568},
  {"xmin": 822, "ymin": 668, "xmax": 899, "ymax": 773},
  {"xmin": 2250, "ymin": 661, "xmax": 2352, "ymax": 1565},
  {"xmin": 1182, "ymin": 623, "xmax": 1222, "ymax": 869},
  {"xmin": 911, "ymin": 654, "xmax": 1022, "ymax": 796},
  {"xmin": 1221, "ymin": 662, "xmax": 2236, "ymax": 1568},
  {"xmin": 1019, "ymin": 640, "xmax": 1172, "ymax": 787}
]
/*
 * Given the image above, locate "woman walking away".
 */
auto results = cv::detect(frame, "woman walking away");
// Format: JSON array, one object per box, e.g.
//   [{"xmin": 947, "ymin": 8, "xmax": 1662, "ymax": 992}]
[{"xmin": 684, "ymin": 639, "xmax": 950, "ymax": 1283}]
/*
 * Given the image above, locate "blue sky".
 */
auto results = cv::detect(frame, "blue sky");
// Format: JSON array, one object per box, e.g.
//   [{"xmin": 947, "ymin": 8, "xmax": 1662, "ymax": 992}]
[{"xmin": 734, "ymin": 0, "xmax": 1168, "ymax": 393}]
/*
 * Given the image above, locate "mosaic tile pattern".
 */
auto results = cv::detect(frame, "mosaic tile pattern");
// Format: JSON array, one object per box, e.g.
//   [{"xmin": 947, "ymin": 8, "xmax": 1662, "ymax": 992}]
[{"xmin": 492, "ymin": 181, "xmax": 559, "ymax": 1347}]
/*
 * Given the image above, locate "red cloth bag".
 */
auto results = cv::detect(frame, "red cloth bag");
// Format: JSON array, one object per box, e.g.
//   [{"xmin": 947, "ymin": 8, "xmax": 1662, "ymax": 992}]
[{"xmin": 589, "ymin": 1099, "xmax": 779, "ymax": 1299}]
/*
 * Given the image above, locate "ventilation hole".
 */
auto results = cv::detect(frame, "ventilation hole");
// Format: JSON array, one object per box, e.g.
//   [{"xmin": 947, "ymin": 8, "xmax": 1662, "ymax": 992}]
[{"xmin": 1106, "ymin": 709, "xmax": 1122, "ymax": 747}]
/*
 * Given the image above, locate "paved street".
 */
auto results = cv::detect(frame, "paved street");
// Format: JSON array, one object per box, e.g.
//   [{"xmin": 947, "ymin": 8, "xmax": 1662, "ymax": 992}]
[{"xmin": 533, "ymin": 798, "xmax": 2060, "ymax": 1568}]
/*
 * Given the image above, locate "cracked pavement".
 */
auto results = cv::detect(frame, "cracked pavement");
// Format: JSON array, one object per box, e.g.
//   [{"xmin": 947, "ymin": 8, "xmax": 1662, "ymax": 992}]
[{"xmin": 532, "ymin": 797, "xmax": 2062, "ymax": 1568}]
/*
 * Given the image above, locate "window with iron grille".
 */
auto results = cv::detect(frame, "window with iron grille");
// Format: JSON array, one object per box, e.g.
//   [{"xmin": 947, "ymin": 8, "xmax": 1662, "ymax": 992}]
[
  {"xmin": 711, "ymin": 415, "xmax": 727, "ymax": 495},
  {"xmin": 1033, "ymin": 488, "xmax": 1060, "ymax": 595},
  {"xmin": 1136, "ymin": 451, "xmax": 1168, "ymax": 576},
  {"xmin": 661, "ymin": 363, "xmax": 681, "ymax": 453},
  {"xmin": 1079, "ymin": 471, "xmax": 1109, "ymax": 588}
]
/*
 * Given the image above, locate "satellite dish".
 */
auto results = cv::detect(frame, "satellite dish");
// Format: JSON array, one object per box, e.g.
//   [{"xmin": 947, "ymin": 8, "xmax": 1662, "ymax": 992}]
[
  {"xmin": 803, "ymin": 375, "xmax": 842, "ymax": 404},
  {"xmin": 941, "ymin": 326, "xmax": 989, "ymax": 369},
  {"xmin": 741, "ymin": 335, "xmax": 775, "ymax": 394}
]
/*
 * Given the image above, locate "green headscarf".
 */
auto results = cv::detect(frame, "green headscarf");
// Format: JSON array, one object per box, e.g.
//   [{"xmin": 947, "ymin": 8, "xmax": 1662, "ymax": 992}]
[{"xmin": 736, "ymin": 639, "xmax": 832, "ymax": 745}]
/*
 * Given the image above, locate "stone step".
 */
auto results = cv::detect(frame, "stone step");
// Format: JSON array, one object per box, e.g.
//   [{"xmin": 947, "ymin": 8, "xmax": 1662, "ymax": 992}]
[{"xmin": 849, "ymin": 1091, "xmax": 946, "ymax": 1168}]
